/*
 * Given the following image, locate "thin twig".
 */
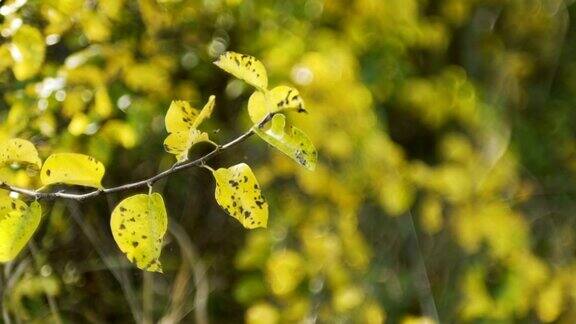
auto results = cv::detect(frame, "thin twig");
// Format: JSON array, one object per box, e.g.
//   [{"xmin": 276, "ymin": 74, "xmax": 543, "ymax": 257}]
[{"xmin": 0, "ymin": 113, "xmax": 275, "ymax": 201}]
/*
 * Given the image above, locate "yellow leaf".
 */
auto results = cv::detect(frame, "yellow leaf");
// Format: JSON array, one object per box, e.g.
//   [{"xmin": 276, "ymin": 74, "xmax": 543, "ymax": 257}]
[
  {"xmin": 246, "ymin": 303, "xmax": 280, "ymax": 324},
  {"xmin": 0, "ymin": 138, "xmax": 42, "ymax": 170},
  {"xmin": 333, "ymin": 286, "xmax": 365, "ymax": 313},
  {"xmin": 165, "ymin": 100, "xmax": 199, "ymax": 133},
  {"xmin": 0, "ymin": 45, "xmax": 13, "ymax": 74},
  {"xmin": 80, "ymin": 12, "xmax": 111, "ymax": 42},
  {"xmin": 360, "ymin": 302, "xmax": 386, "ymax": 324},
  {"xmin": 163, "ymin": 129, "xmax": 210, "ymax": 162},
  {"xmin": 68, "ymin": 113, "xmax": 90, "ymax": 136},
  {"xmin": 100, "ymin": 120, "xmax": 138, "ymax": 148},
  {"xmin": 420, "ymin": 194, "xmax": 443, "ymax": 234},
  {"xmin": 94, "ymin": 87, "xmax": 113, "ymax": 118},
  {"xmin": 62, "ymin": 89, "xmax": 86, "ymax": 117},
  {"xmin": 100, "ymin": 0, "xmax": 126, "ymax": 20},
  {"xmin": 537, "ymin": 278, "xmax": 564, "ymax": 322},
  {"xmin": 110, "ymin": 193, "xmax": 167, "ymax": 272},
  {"xmin": 248, "ymin": 86, "xmax": 306, "ymax": 123},
  {"xmin": 41, "ymin": 153, "xmax": 105, "ymax": 188},
  {"xmin": 165, "ymin": 96, "xmax": 215, "ymax": 133},
  {"xmin": 212, "ymin": 163, "xmax": 268, "ymax": 229},
  {"xmin": 214, "ymin": 52, "xmax": 268, "ymax": 90},
  {"xmin": 123, "ymin": 63, "xmax": 170, "ymax": 94},
  {"xmin": 10, "ymin": 25, "xmax": 45, "ymax": 80},
  {"xmin": 0, "ymin": 198, "xmax": 42, "ymax": 263},
  {"xmin": 265, "ymin": 250, "xmax": 304, "ymax": 296},
  {"xmin": 193, "ymin": 95, "xmax": 215, "ymax": 128},
  {"xmin": 164, "ymin": 96, "xmax": 215, "ymax": 161},
  {"xmin": 254, "ymin": 114, "xmax": 317, "ymax": 171}
]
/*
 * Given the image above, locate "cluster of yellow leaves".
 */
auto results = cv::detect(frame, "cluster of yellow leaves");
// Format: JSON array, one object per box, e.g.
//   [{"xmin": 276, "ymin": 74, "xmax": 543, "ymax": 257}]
[
  {"xmin": 0, "ymin": 138, "xmax": 169, "ymax": 272},
  {"xmin": 233, "ymin": 40, "xmax": 386, "ymax": 322},
  {"xmin": 160, "ymin": 52, "xmax": 317, "ymax": 234},
  {"xmin": 0, "ymin": 138, "xmax": 107, "ymax": 263},
  {"xmin": 163, "ymin": 96, "xmax": 215, "ymax": 162},
  {"xmin": 0, "ymin": 25, "xmax": 45, "ymax": 80},
  {"xmin": 0, "ymin": 51, "xmax": 316, "ymax": 275},
  {"xmin": 215, "ymin": 52, "xmax": 317, "ymax": 169}
]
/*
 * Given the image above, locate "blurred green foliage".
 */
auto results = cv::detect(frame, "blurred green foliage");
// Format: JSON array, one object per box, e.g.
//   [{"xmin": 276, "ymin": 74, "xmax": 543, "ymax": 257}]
[{"xmin": 1, "ymin": 0, "xmax": 576, "ymax": 323}]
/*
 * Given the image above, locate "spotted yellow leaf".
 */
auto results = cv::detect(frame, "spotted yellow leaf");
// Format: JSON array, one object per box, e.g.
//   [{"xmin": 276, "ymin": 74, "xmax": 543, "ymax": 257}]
[
  {"xmin": 255, "ymin": 114, "xmax": 317, "ymax": 171},
  {"xmin": 10, "ymin": 25, "xmax": 45, "ymax": 81},
  {"xmin": 165, "ymin": 96, "xmax": 214, "ymax": 133},
  {"xmin": 110, "ymin": 193, "xmax": 167, "ymax": 272},
  {"xmin": 212, "ymin": 163, "xmax": 268, "ymax": 229},
  {"xmin": 164, "ymin": 96, "xmax": 215, "ymax": 162},
  {"xmin": 41, "ymin": 153, "xmax": 105, "ymax": 188},
  {"xmin": 0, "ymin": 197, "xmax": 42, "ymax": 263},
  {"xmin": 165, "ymin": 100, "xmax": 199, "ymax": 133},
  {"xmin": 0, "ymin": 138, "xmax": 42, "ymax": 170},
  {"xmin": 164, "ymin": 130, "xmax": 210, "ymax": 162},
  {"xmin": 248, "ymin": 86, "xmax": 306, "ymax": 123},
  {"xmin": 214, "ymin": 52, "xmax": 268, "ymax": 91}
]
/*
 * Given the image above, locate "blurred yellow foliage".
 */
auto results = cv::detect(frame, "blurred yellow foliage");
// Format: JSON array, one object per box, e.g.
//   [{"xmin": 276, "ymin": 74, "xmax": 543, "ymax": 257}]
[{"xmin": 1, "ymin": 0, "xmax": 575, "ymax": 322}]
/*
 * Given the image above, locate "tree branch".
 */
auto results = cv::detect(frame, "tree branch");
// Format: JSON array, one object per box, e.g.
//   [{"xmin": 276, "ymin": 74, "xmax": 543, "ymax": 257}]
[{"xmin": 0, "ymin": 113, "xmax": 275, "ymax": 201}]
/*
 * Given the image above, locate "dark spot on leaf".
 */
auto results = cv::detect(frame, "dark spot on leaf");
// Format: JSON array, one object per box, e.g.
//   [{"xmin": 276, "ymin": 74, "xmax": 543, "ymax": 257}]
[{"xmin": 255, "ymin": 200, "xmax": 265, "ymax": 209}]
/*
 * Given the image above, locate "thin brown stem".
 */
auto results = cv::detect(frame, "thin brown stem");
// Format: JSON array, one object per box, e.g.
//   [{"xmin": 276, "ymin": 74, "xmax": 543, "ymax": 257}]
[{"xmin": 0, "ymin": 113, "xmax": 275, "ymax": 201}]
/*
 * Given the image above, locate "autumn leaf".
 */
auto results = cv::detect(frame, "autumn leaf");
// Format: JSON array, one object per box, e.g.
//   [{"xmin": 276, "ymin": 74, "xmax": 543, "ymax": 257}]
[
  {"xmin": 212, "ymin": 163, "xmax": 268, "ymax": 229},
  {"xmin": 41, "ymin": 153, "xmax": 105, "ymax": 188},
  {"xmin": 110, "ymin": 193, "xmax": 168, "ymax": 272},
  {"xmin": 0, "ymin": 197, "xmax": 42, "ymax": 263}
]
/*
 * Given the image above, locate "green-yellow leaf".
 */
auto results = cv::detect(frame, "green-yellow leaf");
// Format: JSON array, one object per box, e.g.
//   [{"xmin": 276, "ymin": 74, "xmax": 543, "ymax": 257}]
[
  {"xmin": 0, "ymin": 138, "xmax": 42, "ymax": 170},
  {"xmin": 255, "ymin": 114, "xmax": 317, "ymax": 171},
  {"xmin": 248, "ymin": 86, "xmax": 306, "ymax": 123},
  {"xmin": 10, "ymin": 25, "xmax": 45, "ymax": 80},
  {"xmin": 212, "ymin": 163, "xmax": 268, "ymax": 229},
  {"xmin": 164, "ymin": 96, "xmax": 216, "ymax": 162},
  {"xmin": 0, "ymin": 197, "xmax": 42, "ymax": 263},
  {"xmin": 41, "ymin": 153, "xmax": 105, "ymax": 188},
  {"xmin": 214, "ymin": 52, "xmax": 268, "ymax": 91},
  {"xmin": 110, "ymin": 193, "xmax": 168, "ymax": 272}
]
